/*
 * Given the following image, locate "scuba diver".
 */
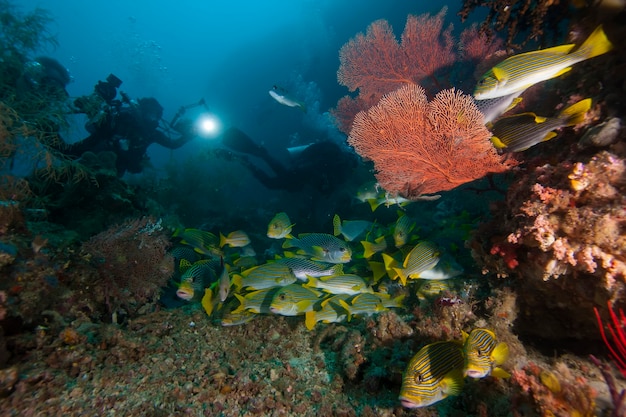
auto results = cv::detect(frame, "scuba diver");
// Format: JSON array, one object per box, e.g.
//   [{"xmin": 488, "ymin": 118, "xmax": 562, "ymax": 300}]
[
  {"xmin": 59, "ymin": 74, "xmax": 197, "ymax": 176},
  {"xmin": 219, "ymin": 127, "xmax": 357, "ymax": 195}
]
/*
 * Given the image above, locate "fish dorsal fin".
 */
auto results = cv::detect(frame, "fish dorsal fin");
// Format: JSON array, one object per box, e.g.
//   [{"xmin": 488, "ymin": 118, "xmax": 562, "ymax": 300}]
[
  {"xmin": 332, "ymin": 214, "xmax": 342, "ymax": 237},
  {"xmin": 179, "ymin": 258, "xmax": 192, "ymax": 273},
  {"xmin": 539, "ymin": 43, "xmax": 576, "ymax": 55},
  {"xmin": 492, "ymin": 67, "xmax": 508, "ymax": 82}
]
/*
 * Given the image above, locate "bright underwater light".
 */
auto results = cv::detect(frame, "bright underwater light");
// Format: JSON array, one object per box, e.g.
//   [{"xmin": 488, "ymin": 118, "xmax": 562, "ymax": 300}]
[{"xmin": 196, "ymin": 113, "xmax": 221, "ymax": 138}]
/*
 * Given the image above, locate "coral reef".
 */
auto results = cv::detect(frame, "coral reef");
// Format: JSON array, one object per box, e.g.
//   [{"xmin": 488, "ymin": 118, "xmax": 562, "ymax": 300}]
[
  {"xmin": 347, "ymin": 84, "xmax": 515, "ymax": 198},
  {"xmin": 332, "ymin": 7, "xmax": 503, "ymax": 134},
  {"xmin": 470, "ymin": 145, "xmax": 626, "ymax": 343},
  {"xmin": 80, "ymin": 217, "xmax": 174, "ymax": 316}
]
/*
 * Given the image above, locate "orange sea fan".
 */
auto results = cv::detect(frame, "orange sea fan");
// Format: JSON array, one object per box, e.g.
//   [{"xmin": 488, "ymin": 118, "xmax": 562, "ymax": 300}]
[{"xmin": 348, "ymin": 83, "xmax": 515, "ymax": 198}]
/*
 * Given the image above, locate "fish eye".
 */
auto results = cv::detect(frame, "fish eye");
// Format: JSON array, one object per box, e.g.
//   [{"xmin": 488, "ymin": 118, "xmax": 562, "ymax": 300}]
[
  {"xmin": 413, "ymin": 371, "xmax": 424, "ymax": 383},
  {"xmin": 476, "ymin": 348, "xmax": 483, "ymax": 356},
  {"xmin": 339, "ymin": 247, "xmax": 346, "ymax": 252},
  {"xmin": 279, "ymin": 294, "xmax": 286, "ymax": 301}
]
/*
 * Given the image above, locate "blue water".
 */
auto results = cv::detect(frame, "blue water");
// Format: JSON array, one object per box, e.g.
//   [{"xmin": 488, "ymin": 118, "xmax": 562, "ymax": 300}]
[{"xmin": 19, "ymin": 0, "xmax": 456, "ymax": 171}]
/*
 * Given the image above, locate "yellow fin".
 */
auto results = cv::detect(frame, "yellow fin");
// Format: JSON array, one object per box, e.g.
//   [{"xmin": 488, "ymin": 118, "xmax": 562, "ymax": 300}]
[
  {"xmin": 179, "ymin": 258, "xmax": 192, "ymax": 273},
  {"xmin": 559, "ymin": 98, "xmax": 592, "ymax": 126},
  {"xmin": 538, "ymin": 43, "xmax": 576, "ymax": 55},
  {"xmin": 462, "ymin": 330, "xmax": 469, "ymax": 343},
  {"xmin": 490, "ymin": 135, "xmax": 508, "ymax": 149},
  {"xmin": 576, "ymin": 24, "xmax": 613, "ymax": 60},
  {"xmin": 441, "ymin": 368, "xmax": 465, "ymax": 396},
  {"xmin": 333, "ymin": 214, "xmax": 342, "ymax": 236},
  {"xmin": 231, "ymin": 274, "xmax": 243, "ymax": 290},
  {"xmin": 492, "ymin": 67, "xmax": 508, "ymax": 82},
  {"xmin": 540, "ymin": 370, "xmax": 561, "ymax": 393},
  {"xmin": 305, "ymin": 311, "xmax": 317, "ymax": 330},
  {"xmin": 366, "ymin": 198, "xmax": 380, "ymax": 212},
  {"xmin": 491, "ymin": 342, "xmax": 509, "ymax": 365},
  {"xmin": 201, "ymin": 288, "xmax": 214, "ymax": 316},
  {"xmin": 552, "ymin": 66, "xmax": 572, "ymax": 78},
  {"xmin": 491, "ymin": 367, "xmax": 511, "ymax": 379},
  {"xmin": 392, "ymin": 267, "xmax": 408, "ymax": 286},
  {"xmin": 541, "ymin": 131, "xmax": 558, "ymax": 143},
  {"xmin": 338, "ymin": 299, "xmax": 353, "ymax": 321},
  {"xmin": 368, "ymin": 261, "xmax": 386, "ymax": 283},
  {"xmin": 361, "ymin": 241, "xmax": 376, "ymax": 259},
  {"xmin": 505, "ymin": 97, "xmax": 523, "ymax": 113},
  {"xmin": 295, "ymin": 300, "xmax": 313, "ymax": 313}
]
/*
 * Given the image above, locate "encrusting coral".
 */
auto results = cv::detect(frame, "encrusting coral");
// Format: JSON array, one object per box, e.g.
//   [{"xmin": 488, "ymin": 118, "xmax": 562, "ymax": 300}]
[{"xmin": 470, "ymin": 146, "xmax": 626, "ymax": 343}]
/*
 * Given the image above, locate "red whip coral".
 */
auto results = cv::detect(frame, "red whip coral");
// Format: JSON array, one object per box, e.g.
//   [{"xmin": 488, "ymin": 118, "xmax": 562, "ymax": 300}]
[
  {"xmin": 595, "ymin": 302, "xmax": 626, "ymax": 377},
  {"xmin": 348, "ymin": 84, "xmax": 514, "ymax": 198}
]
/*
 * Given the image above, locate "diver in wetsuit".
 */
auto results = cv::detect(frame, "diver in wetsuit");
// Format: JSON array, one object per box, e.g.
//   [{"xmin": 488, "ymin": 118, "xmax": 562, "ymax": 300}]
[
  {"xmin": 220, "ymin": 127, "xmax": 356, "ymax": 195},
  {"xmin": 60, "ymin": 74, "xmax": 196, "ymax": 176}
]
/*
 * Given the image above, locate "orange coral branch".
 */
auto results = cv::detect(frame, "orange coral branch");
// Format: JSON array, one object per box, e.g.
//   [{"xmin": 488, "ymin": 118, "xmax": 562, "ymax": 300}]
[{"xmin": 348, "ymin": 84, "xmax": 514, "ymax": 199}]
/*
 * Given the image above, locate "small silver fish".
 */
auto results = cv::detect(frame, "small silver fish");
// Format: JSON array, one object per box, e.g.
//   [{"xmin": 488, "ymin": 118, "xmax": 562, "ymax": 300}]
[{"xmin": 269, "ymin": 85, "xmax": 306, "ymax": 112}]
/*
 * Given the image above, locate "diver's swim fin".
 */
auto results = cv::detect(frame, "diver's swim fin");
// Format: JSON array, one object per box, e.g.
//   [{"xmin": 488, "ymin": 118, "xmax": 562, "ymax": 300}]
[{"xmin": 221, "ymin": 127, "xmax": 267, "ymax": 157}]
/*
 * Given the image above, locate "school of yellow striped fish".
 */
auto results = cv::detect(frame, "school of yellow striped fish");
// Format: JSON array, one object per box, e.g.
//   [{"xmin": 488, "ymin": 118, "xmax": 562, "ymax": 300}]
[
  {"xmin": 170, "ymin": 210, "xmax": 463, "ymax": 331},
  {"xmin": 168, "ymin": 208, "xmax": 513, "ymax": 408},
  {"xmin": 164, "ymin": 25, "xmax": 616, "ymax": 408}
]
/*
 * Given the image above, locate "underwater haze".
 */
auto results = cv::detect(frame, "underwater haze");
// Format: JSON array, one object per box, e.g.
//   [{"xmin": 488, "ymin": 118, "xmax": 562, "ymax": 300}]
[
  {"xmin": 3, "ymin": 0, "xmax": 624, "ymax": 415},
  {"xmin": 20, "ymin": 0, "xmax": 453, "ymax": 166}
]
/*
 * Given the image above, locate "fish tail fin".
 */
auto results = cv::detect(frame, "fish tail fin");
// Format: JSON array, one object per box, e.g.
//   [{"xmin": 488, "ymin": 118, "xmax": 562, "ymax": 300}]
[
  {"xmin": 332, "ymin": 214, "xmax": 342, "ymax": 237},
  {"xmin": 576, "ymin": 25, "xmax": 614, "ymax": 60},
  {"xmin": 303, "ymin": 276, "xmax": 318, "ymax": 289},
  {"xmin": 305, "ymin": 311, "xmax": 317, "ymax": 330},
  {"xmin": 559, "ymin": 98, "xmax": 592, "ymax": 126},
  {"xmin": 393, "ymin": 267, "xmax": 408, "ymax": 286},
  {"xmin": 366, "ymin": 198, "xmax": 380, "ymax": 212},
  {"xmin": 361, "ymin": 241, "xmax": 376, "ymax": 259},
  {"xmin": 338, "ymin": 299, "xmax": 353, "ymax": 321},
  {"xmin": 282, "ymin": 237, "xmax": 297, "ymax": 249},
  {"xmin": 201, "ymin": 288, "xmax": 215, "ymax": 316},
  {"xmin": 232, "ymin": 274, "xmax": 243, "ymax": 291},
  {"xmin": 219, "ymin": 232, "xmax": 227, "ymax": 248},
  {"xmin": 331, "ymin": 264, "xmax": 344, "ymax": 275},
  {"xmin": 231, "ymin": 293, "xmax": 247, "ymax": 314}
]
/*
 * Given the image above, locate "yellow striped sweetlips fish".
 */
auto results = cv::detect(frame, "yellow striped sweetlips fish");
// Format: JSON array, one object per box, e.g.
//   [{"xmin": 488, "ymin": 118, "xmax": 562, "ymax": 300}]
[
  {"xmin": 399, "ymin": 341, "xmax": 465, "ymax": 408},
  {"xmin": 267, "ymin": 212, "xmax": 294, "ymax": 239},
  {"xmin": 463, "ymin": 328, "xmax": 510, "ymax": 379},
  {"xmin": 283, "ymin": 233, "xmax": 352, "ymax": 263},
  {"xmin": 474, "ymin": 25, "xmax": 613, "ymax": 100},
  {"xmin": 489, "ymin": 98, "xmax": 591, "ymax": 152}
]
